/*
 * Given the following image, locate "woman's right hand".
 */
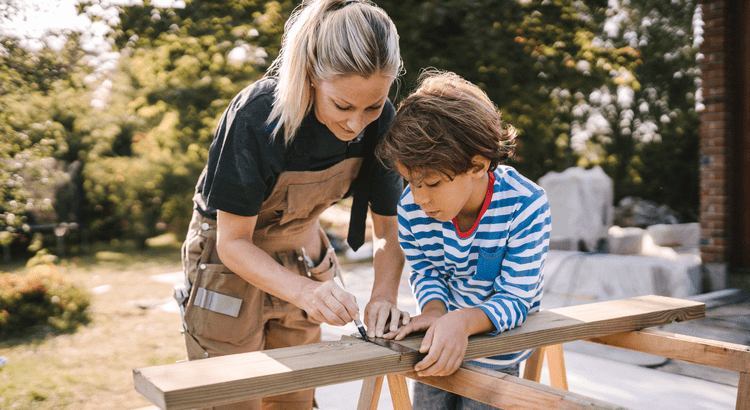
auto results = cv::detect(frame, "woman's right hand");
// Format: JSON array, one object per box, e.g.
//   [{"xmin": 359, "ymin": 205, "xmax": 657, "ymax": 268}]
[
  {"xmin": 298, "ymin": 279, "xmax": 362, "ymax": 326},
  {"xmin": 216, "ymin": 211, "xmax": 361, "ymax": 326}
]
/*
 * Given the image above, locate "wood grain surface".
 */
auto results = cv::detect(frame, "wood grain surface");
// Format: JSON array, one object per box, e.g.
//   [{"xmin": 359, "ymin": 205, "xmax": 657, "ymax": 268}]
[{"xmin": 133, "ymin": 295, "xmax": 705, "ymax": 410}]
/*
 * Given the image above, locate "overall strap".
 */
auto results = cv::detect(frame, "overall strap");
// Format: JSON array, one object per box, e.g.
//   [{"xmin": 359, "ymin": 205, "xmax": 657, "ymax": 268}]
[{"xmin": 347, "ymin": 122, "xmax": 379, "ymax": 251}]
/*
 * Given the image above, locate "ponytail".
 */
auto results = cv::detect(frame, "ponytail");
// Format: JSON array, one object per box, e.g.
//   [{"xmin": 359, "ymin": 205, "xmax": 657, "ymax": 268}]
[{"xmin": 266, "ymin": 0, "xmax": 402, "ymax": 145}]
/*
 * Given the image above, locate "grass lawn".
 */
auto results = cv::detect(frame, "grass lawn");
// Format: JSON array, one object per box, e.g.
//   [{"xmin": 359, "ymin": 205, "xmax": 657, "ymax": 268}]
[{"xmin": 0, "ymin": 234, "xmax": 188, "ymax": 410}]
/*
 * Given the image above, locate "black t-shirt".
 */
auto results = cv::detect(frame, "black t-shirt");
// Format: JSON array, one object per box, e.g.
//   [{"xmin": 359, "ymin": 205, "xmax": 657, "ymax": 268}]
[{"xmin": 194, "ymin": 77, "xmax": 403, "ymax": 219}]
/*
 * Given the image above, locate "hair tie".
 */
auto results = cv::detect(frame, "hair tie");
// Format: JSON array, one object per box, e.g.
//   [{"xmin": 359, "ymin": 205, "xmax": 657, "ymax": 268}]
[{"xmin": 344, "ymin": 0, "xmax": 358, "ymax": 6}]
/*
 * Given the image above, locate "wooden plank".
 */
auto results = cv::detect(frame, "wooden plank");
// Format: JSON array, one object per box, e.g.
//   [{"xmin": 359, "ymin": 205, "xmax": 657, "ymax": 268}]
[
  {"xmin": 133, "ymin": 295, "xmax": 704, "ymax": 409},
  {"xmin": 587, "ymin": 329, "xmax": 750, "ymax": 373},
  {"xmin": 404, "ymin": 363, "xmax": 629, "ymax": 410},
  {"xmin": 461, "ymin": 295, "xmax": 703, "ymax": 361}
]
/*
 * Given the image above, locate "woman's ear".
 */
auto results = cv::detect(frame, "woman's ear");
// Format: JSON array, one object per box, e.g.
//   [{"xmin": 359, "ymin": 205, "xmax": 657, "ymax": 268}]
[{"xmin": 469, "ymin": 155, "xmax": 491, "ymax": 178}]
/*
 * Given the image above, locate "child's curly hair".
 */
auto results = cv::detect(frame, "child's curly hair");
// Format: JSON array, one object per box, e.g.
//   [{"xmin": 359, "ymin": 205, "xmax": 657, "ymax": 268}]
[{"xmin": 376, "ymin": 70, "xmax": 516, "ymax": 179}]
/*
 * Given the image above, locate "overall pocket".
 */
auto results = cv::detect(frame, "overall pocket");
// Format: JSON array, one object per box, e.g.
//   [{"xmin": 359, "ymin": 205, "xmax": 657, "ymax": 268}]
[
  {"xmin": 184, "ymin": 263, "xmax": 264, "ymax": 346},
  {"xmin": 308, "ymin": 226, "xmax": 340, "ymax": 283},
  {"xmin": 307, "ymin": 247, "xmax": 337, "ymax": 283}
]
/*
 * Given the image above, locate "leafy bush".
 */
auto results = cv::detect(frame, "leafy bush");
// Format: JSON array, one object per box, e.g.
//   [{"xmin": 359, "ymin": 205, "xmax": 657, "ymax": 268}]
[
  {"xmin": 82, "ymin": 154, "xmax": 168, "ymax": 247},
  {"xmin": 0, "ymin": 262, "xmax": 91, "ymax": 338},
  {"xmin": 0, "ymin": 37, "xmax": 94, "ymax": 256}
]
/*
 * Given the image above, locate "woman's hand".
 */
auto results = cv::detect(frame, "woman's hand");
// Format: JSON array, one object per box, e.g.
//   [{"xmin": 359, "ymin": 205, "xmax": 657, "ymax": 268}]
[
  {"xmin": 366, "ymin": 213, "xmax": 409, "ymax": 338},
  {"xmin": 298, "ymin": 279, "xmax": 362, "ymax": 326},
  {"xmin": 363, "ymin": 296, "xmax": 410, "ymax": 338},
  {"xmin": 217, "ymin": 211, "xmax": 362, "ymax": 327}
]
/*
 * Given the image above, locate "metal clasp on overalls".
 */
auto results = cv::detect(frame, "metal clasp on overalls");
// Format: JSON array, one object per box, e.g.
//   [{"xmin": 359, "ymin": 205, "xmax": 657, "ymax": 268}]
[
  {"xmin": 300, "ymin": 246, "xmax": 345, "ymax": 288},
  {"xmin": 299, "ymin": 247, "xmax": 314, "ymax": 277},
  {"xmin": 173, "ymin": 280, "xmax": 190, "ymax": 332}
]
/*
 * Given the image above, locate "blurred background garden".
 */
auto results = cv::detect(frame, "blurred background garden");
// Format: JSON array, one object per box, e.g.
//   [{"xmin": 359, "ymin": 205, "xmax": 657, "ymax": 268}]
[{"xmin": 0, "ymin": 0, "xmax": 705, "ymax": 406}]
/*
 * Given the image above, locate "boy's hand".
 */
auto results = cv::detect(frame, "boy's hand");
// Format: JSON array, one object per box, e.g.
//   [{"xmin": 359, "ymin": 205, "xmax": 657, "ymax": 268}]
[
  {"xmin": 382, "ymin": 299, "xmax": 446, "ymax": 340},
  {"xmin": 413, "ymin": 311, "xmax": 470, "ymax": 376},
  {"xmin": 383, "ymin": 308, "xmax": 441, "ymax": 340}
]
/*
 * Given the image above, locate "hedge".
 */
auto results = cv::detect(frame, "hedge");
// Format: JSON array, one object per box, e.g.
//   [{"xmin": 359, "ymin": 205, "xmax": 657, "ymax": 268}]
[{"xmin": 0, "ymin": 263, "xmax": 91, "ymax": 338}]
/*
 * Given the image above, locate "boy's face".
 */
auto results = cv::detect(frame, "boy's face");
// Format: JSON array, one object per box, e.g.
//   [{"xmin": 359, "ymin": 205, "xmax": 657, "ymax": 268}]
[{"xmin": 396, "ymin": 163, "xmax": 484, "ymax": 223}]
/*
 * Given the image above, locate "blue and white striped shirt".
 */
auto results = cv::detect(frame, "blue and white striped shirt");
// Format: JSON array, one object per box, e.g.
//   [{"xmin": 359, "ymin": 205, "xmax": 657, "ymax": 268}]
[{"xmin": 398, "ymin": 166, "xmax": 552, "ymax": 369}]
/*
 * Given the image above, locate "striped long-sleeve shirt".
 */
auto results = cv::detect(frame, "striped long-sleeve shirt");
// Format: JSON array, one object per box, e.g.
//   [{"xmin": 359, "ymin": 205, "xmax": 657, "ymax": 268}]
[{"xmin": 398, "ymin": 166, "xmax": 552, "ymax": 369}]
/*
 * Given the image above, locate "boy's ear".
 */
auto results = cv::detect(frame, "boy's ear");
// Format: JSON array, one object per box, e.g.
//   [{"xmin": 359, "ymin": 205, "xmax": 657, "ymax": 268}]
[{"xmin": 470, "ymin": 155, "xmax": 491, "ymax": 177}]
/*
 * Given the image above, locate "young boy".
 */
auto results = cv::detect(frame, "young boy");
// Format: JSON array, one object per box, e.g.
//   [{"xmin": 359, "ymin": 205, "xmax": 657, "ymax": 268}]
[{"xmin": 375, "ymin": 71, "xmax": 552, "ymax": 410}]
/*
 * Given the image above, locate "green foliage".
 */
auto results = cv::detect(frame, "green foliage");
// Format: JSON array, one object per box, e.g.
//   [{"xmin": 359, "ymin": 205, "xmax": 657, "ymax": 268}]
[
  {"xmin": 380, "ymin": 0, "xmax": 632, "ymax": 181},
  {"xmin": 0, "ymin": 37, "xmax": 90, "ymax": 249},
  {"xmin": 603, "ymin": 0, "xmax": 701, "ymax": 219},
  {"xmin": 82, "ymin": 154, "xmax": 168, "ymax": 247},
  {"xmin": 1, "ymin": 0, "xmax": 294, "ymax": 255},
  {"xmin": 0, "ymin": 0, "xmax": 702, "ymax": 262},
  {"xmin": 0, "ymin": 263, "xmax": 91, "ymax": 338},
  {"xmin": 379, "ymin": 0, "xmax": 699, "ymax": 219},
  {"xmin": 99, "ymin": 0, "xmax": 295, "ymax": 234}
]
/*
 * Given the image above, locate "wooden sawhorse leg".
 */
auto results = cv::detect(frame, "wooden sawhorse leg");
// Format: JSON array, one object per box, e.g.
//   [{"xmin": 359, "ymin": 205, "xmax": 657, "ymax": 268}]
[
  {"xmin": 357, "ymin": 345, "xmax": 567, "ymax": 409},
  {"xmin": 737, "ymin": 372, "xmax": 749, "ymax": 410},
  {"xmin": 522, "ymin": 344, "xmax": 568, "ymax": 390},
  {"xmin": 357, "ymin": 375, "xmax": 412, "ymax": 410}
]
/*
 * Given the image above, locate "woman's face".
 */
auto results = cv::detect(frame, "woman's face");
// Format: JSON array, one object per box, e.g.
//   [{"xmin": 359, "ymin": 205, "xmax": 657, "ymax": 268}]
[{"xmin": 311, "ymin": 74, "xmax": 392, "ymax": 142}]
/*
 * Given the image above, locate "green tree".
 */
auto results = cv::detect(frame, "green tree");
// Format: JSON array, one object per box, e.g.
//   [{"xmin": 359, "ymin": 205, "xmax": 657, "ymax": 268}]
[
  {"xmin": 0, "ymin": 35, "xmax": 93, "ymax": 251},
  {"xmin": 379, "ymin": 0, "xmax": 699, "ymax": 218},
  {"xmin": 571, "ymin": 0, "xmax": 701, "ymax": 219},
  {"xmin": 379, "ymin": 0, "xmax": 641, "ymax": 182},
  {"xmin": 0, "ymin": 0, "xmax": 702, "ymax": 259},
  {"xmin": 99, "ymin": 0, "xmax": 294, "ymax": 235}
]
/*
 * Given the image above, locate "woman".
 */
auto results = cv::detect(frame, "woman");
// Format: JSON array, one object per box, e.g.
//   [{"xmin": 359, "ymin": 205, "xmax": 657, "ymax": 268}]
[{"xmin": 178, "ymin": 0, "xmax": 408, "ymax": 408}]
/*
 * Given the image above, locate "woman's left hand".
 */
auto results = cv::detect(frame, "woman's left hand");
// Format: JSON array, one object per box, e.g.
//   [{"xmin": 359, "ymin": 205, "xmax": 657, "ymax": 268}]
[
  {"xmin": 363, "ymin": 296, "xmax": 410, "ymax": 338},
  {"xmin": 366, "ymin": 213, "xmax": 409, "ymax": 338}
]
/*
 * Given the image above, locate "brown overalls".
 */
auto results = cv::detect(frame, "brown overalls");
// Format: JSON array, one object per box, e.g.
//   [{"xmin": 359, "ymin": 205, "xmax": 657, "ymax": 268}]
[{"xmin": 181, "ymin": 157, "xmax": 363, "ymax": 410}]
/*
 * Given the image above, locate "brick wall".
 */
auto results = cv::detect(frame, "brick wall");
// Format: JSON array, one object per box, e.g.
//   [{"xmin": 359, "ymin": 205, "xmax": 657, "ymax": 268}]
[
  {"xmin": 699, "ymin": 0, "xmax": 731, "ymax": 264},
  {"xmin": 699, "ymin": 0, "xmax": 749, "ymax": 269}
]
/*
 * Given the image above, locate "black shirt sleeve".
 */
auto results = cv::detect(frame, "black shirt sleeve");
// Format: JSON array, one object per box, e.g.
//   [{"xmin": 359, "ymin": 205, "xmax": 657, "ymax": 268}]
[{"xmin": 199, "ymin": 79, "xmax": 280, "ymax": 217}]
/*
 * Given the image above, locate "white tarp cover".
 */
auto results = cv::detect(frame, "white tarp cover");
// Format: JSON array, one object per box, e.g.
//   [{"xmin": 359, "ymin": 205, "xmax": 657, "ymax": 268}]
[
  {"xmin": 542, "ymin": 250, "xmax": 702, "ymax": 309},
  {"xmin": 538, "ymin": 166, "xmax": 614, "ymax": 252}
]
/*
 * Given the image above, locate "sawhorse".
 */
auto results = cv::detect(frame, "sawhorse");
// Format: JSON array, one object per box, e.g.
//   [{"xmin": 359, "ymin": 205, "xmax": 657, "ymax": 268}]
[
  {"xmin": 358, "ymin": 331, "xmax": 749, "ymax": 410},
  {"xmin": 357, "ymin": 344, "xmax": 571, "ymax": 410}
]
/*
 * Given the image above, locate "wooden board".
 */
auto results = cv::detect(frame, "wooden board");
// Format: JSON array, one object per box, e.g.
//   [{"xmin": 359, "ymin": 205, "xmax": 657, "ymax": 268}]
[
  {"xmin": 405, "ymin": 363, "xmax": 628, "ymax": 410},
  {"xmin": 587, "ymin": 329, "xmax": 750, "ymax": 410},
  {"xmin": 587, "ymin": 328, "xmax": 750, "ymax": 373},
  {"xmin": 133, "ymin": 295, "xmax": 704, "ymax": 409}
]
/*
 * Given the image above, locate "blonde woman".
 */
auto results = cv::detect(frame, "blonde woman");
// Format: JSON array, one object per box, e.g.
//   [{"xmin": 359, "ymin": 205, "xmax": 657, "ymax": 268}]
[{"xmin": 179, "ymin": 0, "xmax": 408, "ymax": 408}]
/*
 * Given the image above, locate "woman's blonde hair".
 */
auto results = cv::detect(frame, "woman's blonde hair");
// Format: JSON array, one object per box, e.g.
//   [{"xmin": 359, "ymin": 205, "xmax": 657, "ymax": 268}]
[
  {"xmin": 376, "ymin": 70, "xmax": 517, "ymax": 179},
  {"xmin": 266, "ymin": 0, "xmax": 402, "ymax": 144}
]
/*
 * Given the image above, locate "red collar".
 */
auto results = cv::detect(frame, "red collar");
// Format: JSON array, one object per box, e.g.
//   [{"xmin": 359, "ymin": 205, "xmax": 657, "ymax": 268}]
[{"xmin": 452, "ymin": 172, "xmax": 495, "ymax": 238}]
